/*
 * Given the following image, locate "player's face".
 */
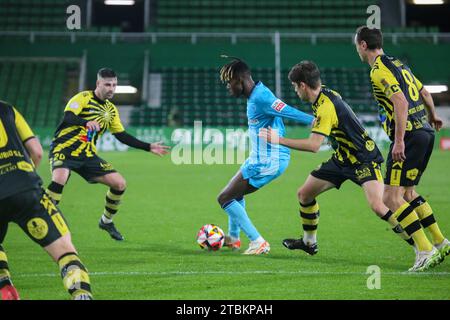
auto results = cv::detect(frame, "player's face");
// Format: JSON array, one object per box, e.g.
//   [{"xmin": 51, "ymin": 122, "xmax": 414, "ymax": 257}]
[
  {"xmin": 226, "ymin": 78, "xmax": 243, "ymax": 97},
  {"xmin": 292, "ymin": 82, "xmax": 307, "ymax": 101},
  {"xmin": 96, "ymin": 77, "xmax": 117, "ymax": 100},
  {"xmin": 354, "ymin": 35, "xmax": 367, "ymax": 62}
]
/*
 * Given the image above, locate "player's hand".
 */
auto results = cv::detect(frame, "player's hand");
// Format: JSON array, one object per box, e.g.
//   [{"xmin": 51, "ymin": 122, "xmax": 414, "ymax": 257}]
[
  {"xmin": 258, "ymin": 126, "xmax": 280, "ymax": 144},
  {"xmin": 86, "ymin": 121, "xmax": 100, "ymax": 132},
  {"xmin": 392, "ymin": 141, "xmax": 406, "ymax": 162},
  {"xmin": 429, "ymin": 115, "xmax": 443, "ymax": 132},
  {"xmin": 150, "ymin": 141, "xmax": 170, "ymax": 156}
]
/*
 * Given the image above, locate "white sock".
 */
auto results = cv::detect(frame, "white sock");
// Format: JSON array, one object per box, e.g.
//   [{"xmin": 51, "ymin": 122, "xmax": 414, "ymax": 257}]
[
  {"xmin": 228, "ymin": 235, "xmax": 239, "ymax": 242},
  {"xmin": 303, "ymin": 234, "xmax": 317, "ymax": 246},
  {"xmin": 102, "ymin": 215, "xmax": 113, "ymax": 224}
]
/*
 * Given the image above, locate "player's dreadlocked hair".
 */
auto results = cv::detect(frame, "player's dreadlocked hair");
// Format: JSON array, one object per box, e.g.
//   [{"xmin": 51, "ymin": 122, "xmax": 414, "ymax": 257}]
[{"xmin": 219, "ymin": 55, "xmax": 251, "ymax": 83}]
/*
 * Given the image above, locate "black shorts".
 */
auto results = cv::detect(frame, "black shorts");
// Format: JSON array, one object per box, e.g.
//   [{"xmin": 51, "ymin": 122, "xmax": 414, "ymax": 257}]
[
  {"xmin": 311, "ymin": 157, "xmax": 383, "ymax": 189},
  {"xmin": 50, "ymin": 152, "xmax": 116, "ymax": 183},
  {"xmin": 0, "ymin": 188, "xmax": 69, "ymax": 247},
  {"xmin": 385, "ymin": 129, "xmax": 434, "ymax": 187}
]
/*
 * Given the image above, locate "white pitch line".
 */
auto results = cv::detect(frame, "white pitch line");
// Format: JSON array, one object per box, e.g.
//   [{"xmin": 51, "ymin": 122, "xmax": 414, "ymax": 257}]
[{"xmin": 14, "ymin": 270, "xmax": 450, "ymax": 278}]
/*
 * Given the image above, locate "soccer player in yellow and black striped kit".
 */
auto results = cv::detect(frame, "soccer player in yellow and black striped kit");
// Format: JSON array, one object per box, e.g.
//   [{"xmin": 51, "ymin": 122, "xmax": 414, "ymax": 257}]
[
  {"xmin": 46, "ymin": 68, "xmax": 169, "ymax": 241},
  {"xmin": 0, "ymin": 100, "xmax": 92, "ymax": 300},
  {"xmin": 355, "ymin": 26, "xmax": 448, "ymax": 271},
  {"xmin": 259, "ymin": 61, "xmax": 417, "ymax": 269}
]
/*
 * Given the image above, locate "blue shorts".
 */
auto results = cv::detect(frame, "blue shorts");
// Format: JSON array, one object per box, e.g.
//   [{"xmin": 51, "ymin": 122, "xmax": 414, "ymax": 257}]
[{"xmin": 240, "ymin": 158, "xmax": 289, "ymax": 189}]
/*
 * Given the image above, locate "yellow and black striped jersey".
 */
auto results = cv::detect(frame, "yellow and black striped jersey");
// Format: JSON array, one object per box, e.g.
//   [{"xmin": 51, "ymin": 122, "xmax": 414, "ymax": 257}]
[
  {"xmin": 0, "ymin": 101, "xmax": 42, "ymax": 200},
  {"xmin": 51, "ymin": 91, "xmax": 125, "ymax": 158},
  {"xmin": 311, "ymin": 87, "xmax": 383, "ymax": 166},
  {"xmin": 370, "ymin": 55, "xmax": 433, "ymax": 141}
]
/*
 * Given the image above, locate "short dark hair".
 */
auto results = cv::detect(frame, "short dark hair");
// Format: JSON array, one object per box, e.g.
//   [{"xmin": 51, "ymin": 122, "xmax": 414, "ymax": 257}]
[
  {"xmin": 355, "ymin": 26, "xmax": 383, "ymax": 49},
  {"xmin": 219, "ymin": 56, "xmax": 251, "ymax": 83},
  {"xmin": 288, "ymin": 61, "xmax": 321, "ymax": 89},
  {"xmin": 97, "ymin": 67, "xmax": 117, "ymax": 79}
]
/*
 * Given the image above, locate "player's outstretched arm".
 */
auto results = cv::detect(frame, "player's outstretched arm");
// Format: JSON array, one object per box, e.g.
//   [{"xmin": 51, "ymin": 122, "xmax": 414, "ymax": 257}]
[
  {"xmin": 259, "ymin": 127, "xmax": 324, "ymax": 152},
  {"xmin": 264, "ymin": 99, "xmax": 314, "ymax": 125},
  {"xmin": 113, "ymin": 131, "xmax": 170, "ymax": 156}
]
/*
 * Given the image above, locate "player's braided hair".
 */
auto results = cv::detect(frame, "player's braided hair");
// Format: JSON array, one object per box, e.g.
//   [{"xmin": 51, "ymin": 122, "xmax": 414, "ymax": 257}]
[{"xmin": 219, "ymin": 55, "xmax": 250, "ymax": 83}]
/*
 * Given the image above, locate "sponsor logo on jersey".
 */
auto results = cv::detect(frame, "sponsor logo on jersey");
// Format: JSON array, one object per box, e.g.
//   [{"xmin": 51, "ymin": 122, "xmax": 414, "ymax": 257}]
[{"xmin": 271, "ymin": 99, "xmax": 286, "ymax": 112}]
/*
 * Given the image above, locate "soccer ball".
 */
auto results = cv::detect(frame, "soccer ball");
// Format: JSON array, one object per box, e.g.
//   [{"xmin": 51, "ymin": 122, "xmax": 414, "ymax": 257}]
[{"xmin": 196, "ymin": 224, "xmax": 225, "ymax": 251}]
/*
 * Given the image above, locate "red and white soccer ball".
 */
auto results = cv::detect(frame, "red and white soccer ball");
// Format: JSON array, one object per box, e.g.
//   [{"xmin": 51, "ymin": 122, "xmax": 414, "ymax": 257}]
[{"xmin": 196, "ymin": 224, "xmax": 225, "ymax": 251}]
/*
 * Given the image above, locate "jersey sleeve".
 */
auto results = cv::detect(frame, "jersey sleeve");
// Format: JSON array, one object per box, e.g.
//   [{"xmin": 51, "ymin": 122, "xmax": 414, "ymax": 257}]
[
  {"xmin": 13, "ymin": 107, "xmax": 35, "ymax": 142},
  {"xmin": 262, "ymin": 98, "xmax": 314, "ymax": 125},
  {"xmin": 370, "ymin": 66, "xmax": 402, "ymax": 99},
  {"xmin": 64, "ymin": 92, "xmax": 89, "ymax": 115},
  {"xmin": 109, "ymin": 106, "xmax": 125, "ymax": 134},
  {"xmin": 310, "ymin": 101, "xmax": 338, "ymax": 137}
]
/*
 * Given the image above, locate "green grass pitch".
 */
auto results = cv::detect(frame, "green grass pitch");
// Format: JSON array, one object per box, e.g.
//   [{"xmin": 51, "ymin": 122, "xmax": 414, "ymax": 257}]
[{"xmin": 4, "ymin": 149, "xmax": 450, "ymax": 300}]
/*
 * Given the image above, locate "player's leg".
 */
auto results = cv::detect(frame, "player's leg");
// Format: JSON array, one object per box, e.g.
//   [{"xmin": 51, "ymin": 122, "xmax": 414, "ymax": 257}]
[
  {"xmin": 217, "ymin": 171, "xmax": 248, "ymax": 248},
  {"xmin": 383, "ymin": 134, "xmax": 442, "ymax": 271},
  {"xmin": 43, "ymin": 234, "xmax": 92, "ymax": 300},
  {"xmin": 13, "ymin": 189, "xmax": 93, "ymax": 299},
  {"xmin": 362, "ymin": 180, "xmax": 414, "ymax": 246},
  {"xmin": 405, "ymin": 187, "xmax": 449, "ymax": 257},
  {"xmin": 217, "ymin": 170, "xmax": 269, "ymax": 254},
  {"xmin": 283, "ymin": 174, "xmax": 335, "ymax": 254},
  {"xmin": 0, "ymin": 220, "xmax": 20, "ymax": 300},
  {"xmin": 46, "ymin": 167, "xmax": 71, "ymax": 205},
  {"xmin": 92, "ymin": 172, "xmax": 126, "ymax": 241},
  {"xmin": 402, "ymin": 130, "xmax": 449, "ymax": 257},
  {"xmin": 383, "ymin": 185, "xmax": 440, "ymax": 271}
]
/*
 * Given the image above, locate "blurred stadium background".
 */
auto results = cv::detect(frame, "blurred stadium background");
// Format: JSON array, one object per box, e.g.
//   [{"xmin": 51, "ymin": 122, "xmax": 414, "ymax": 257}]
[{"xmin": 1, "ymin": 0, "xmax": 450, "ymax": 150}]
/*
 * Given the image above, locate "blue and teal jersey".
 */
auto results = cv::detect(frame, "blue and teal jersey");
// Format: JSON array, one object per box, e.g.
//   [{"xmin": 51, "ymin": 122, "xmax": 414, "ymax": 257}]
[
  {"xmin": 241, "ymin": 82, "xmax": 314, "ymax": 187},
  {"xmin": 246, "ymin": 81, "xmax": 314, "ymax": 163}
]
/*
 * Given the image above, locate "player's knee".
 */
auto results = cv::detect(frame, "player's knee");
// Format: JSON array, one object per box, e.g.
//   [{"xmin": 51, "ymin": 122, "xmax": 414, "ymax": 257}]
[
  {"xmin": 217, "ymin": 192, "xmax": 229, "ymax": 207},
  {"xmin": 297, "ymin": 187, "xmax": 313, "ymax": 204},
  {"xmin": 369, "ymin": 200, "xmax": 386, "ymax": 217},
  {"xmin": 403, "ymin": 189, "xmax": 417, "ymax": 202},
  {"xmin": 113, "ymin": 178, "xmax": 127, "ymax": 191},
  {"xmin": 52, "ymin": 173, "xmax": 68, "ymax": 185}
]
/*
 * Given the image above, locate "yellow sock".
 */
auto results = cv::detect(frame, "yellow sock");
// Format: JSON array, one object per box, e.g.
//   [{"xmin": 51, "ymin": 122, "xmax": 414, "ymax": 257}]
[
  {"xmin": 300, "ymin": 200, "xmax": 319, "ymax": 245},
  {"xmin": 393, "ymin": 203, "xmax": 432, "ymax": 252},
  {"xmin": 58, "ymin": 252, "xmax": 92, "ymax": 300},
  {"xmin": 0, "ymin": 245, "xmax": 11, "ymax": 282},
  {"xmin": 410, "ymin": 196, "xmax": 445, "ymax": 245}
]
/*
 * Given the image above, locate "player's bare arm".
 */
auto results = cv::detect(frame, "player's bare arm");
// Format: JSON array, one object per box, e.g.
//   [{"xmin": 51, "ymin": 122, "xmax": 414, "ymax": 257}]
[
  {"xmin": 420, "ymin": 87, "xmax": 444, "ymax": 131},
  {"xmin": 390, "ymin": 91, "xmax": 409, "ymax": 162},
  {"xmin": 23, "ymin": 137, "xmax": 43, "ymax": 168},
  {"xmin": 259, "ymin": 127, "xmax": 325, "ymax": 153}
]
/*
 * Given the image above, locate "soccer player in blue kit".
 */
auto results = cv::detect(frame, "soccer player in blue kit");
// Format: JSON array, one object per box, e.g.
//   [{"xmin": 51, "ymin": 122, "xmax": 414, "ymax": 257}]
[{"xmin": 217, "ymin": 57, "xmax": 314, "ymax": 255}]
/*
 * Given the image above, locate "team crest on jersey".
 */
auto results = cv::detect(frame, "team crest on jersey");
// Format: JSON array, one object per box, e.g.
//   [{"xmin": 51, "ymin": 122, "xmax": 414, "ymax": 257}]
[
  {"xmin": 365, "ymin": 140, "xmax": 375, "ymax": 152},
  {"xmin": 27, "ymin": 218, "xmax": 48, "ymax": 240},
  {"xmin": 271, "ymin": 99, "xmax": 286, "ymax": 112},
  {"xmin": 406, "ymin": 168, "xmax": 419, "ymax": 181}
]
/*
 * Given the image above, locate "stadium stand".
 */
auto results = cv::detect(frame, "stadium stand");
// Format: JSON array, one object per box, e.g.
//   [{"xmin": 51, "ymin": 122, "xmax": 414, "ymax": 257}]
[
  {"xmin": 0, "ymin": 60, "xmax": 79, "ymax": 127},
  {"xmin": 130, "ymin": 66, "xmax": 376, "ymax": 127}
]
